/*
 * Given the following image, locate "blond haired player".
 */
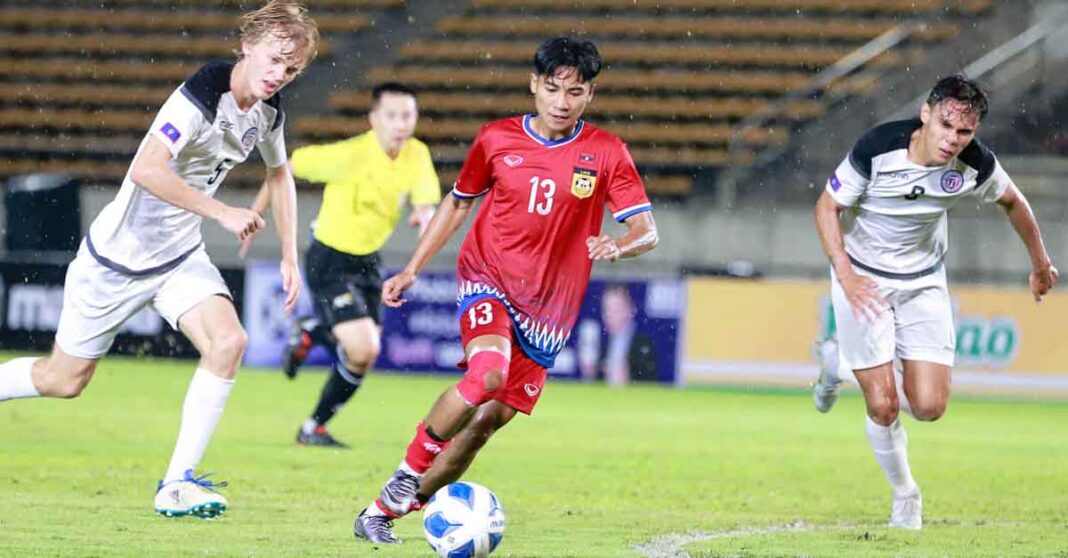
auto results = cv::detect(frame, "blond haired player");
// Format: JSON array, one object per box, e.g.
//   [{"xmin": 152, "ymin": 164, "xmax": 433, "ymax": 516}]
[{"xmin": 0, "ymin": 1, "xmax": 319, "ymax": 519}]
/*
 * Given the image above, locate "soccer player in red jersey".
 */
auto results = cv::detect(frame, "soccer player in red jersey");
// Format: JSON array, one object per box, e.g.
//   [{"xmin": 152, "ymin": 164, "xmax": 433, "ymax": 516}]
[{"xmin": 353, "ymin": 36, "xmax": 659, "ymax": 544}]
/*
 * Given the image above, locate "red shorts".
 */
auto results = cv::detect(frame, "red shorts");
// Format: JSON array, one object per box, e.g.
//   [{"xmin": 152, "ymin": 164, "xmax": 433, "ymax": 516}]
[{"xmin": 458, "ymin": 298, "xmax": 547, "ymax": 415}]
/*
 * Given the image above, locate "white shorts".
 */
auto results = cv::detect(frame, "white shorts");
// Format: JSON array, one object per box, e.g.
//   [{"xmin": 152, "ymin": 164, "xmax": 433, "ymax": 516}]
[
  {"xmin": 55, "ymin": 242, "xmax": 230, "ymax": 359},
  {"xmin": 830, "ymin": 265, "xmax": 955, "ymax": 370}
]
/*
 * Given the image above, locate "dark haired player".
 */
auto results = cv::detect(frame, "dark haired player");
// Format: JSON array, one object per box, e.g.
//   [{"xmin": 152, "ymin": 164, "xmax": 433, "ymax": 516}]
[
  {"xmin": 813, "ymin": 75, "xmax": 1058, "ymax": 529},
  {"xmin": 352, "ymin": 36, "xmax": 659, "ymax": 543},
  {"xmin": 246, "ymin": 82, "xmax": 440, "ymax": 447}
]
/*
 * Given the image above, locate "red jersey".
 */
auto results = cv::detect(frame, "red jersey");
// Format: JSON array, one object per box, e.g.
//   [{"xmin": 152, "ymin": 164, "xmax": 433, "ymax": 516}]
[{"xmin": 452, "ymin": 115, "xmax": 651, "ymax": 367}]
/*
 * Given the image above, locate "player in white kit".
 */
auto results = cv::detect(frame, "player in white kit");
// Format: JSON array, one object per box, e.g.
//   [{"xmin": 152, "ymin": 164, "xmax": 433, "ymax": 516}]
[
  {"xmin": 0, "ymin": 1, "xmax": 318, "ymax": 519},
  {"xmin": 812, "ymin": 75, "xmax": 1058, "ymax": 529}
]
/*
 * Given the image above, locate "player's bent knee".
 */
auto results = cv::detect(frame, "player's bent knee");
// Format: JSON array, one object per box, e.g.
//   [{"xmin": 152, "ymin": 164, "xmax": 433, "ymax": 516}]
[
  {"xmin": 39, "ymin": 360, "xmax": 95, "ymax": 399},
  {"xmin": 340, "ymin": 343, "xmax": 379, "ymax": 372},
  {"xmin": 482, "ymin": 369, "xmax": 504, "ymax": 392},
  {"xmin": 210, "ymin": 328, "xmax": 248, "ymax": 362},
  {"xmin": 911, "ymin": 399, "xmax": 947, "ymax": 422},
  {"xmin": 456, "ymin": 350, "xmax": 510, "ymax": 406},
  {"xmin": 867, "ymin": 396, "xmax": 900, "ymax": 426}
]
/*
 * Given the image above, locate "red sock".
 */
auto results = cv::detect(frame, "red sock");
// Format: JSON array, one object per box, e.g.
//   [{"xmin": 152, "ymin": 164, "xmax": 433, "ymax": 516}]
[
  {"xmin": 373, "ymin": 495, "xmax": 427, "ymax": 519},
  {"xmin": 403, "ymin": 421, "xmax": 450, "ymax": 474}
]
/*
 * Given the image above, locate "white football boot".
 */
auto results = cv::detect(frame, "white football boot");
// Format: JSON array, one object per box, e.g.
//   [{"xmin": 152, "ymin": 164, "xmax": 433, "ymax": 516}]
[
  {"xmin": 889, "ymin": 488, "xmax": 923, "ymax": 530},
  {"xmin": 154, "ymin": 470, "xmax": 229, "ymax": 519},
  {"xmin": 812, "ymin": 338, "xmax": 843, "ymax": 413}
]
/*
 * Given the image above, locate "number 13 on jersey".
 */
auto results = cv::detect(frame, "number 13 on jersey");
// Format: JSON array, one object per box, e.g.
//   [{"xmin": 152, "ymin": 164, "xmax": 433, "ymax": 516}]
[{"xmin": 528, "ymin": 176, "xmax": 555, "ymax": 216}]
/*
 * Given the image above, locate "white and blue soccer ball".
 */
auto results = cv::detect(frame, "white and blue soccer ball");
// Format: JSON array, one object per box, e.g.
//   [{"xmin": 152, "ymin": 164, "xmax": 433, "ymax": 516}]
[{"xmin": 423, "ymin": 481, "xmax": 505, "ymax": 558}]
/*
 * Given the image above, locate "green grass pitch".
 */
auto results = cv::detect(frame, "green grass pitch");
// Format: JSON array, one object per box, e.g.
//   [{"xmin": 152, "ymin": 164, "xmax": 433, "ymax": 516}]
[{"xmin": 0, "ymin": 355, "xmax": 1065, "ymax": 557}]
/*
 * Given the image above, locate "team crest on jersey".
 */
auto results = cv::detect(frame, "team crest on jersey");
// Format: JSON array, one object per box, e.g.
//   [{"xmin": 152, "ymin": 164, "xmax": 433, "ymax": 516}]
[
  {"xmin": 940, "ymin": 170, "xmax": 964, "ymax": 193},
  {"xmin": 571, "ymin": 167, "xmax": 597, "ymax": 199},
  {"xmin": 241, "ymin": 127, "xmax": 259, "ymax": 150}
]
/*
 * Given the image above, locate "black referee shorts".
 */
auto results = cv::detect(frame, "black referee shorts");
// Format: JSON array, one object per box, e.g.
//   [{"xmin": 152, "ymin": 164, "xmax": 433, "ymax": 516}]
[{"xmin": 305, "ymin": 239, "xmax": 383, "ymax": 327}]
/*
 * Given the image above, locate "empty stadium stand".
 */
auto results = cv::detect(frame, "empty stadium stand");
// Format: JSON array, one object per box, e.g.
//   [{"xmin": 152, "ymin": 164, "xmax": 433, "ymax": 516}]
[
  {"xmin": 0, "ymin": 1, "xmax": 394, "ymax": 187},
  {"xmin": 300, "ymin": 0, "xmax": 990, "ymax": 196},
  {"xmin": 0, "ymin": 0, "xmax": 992, "ymax": 197}
]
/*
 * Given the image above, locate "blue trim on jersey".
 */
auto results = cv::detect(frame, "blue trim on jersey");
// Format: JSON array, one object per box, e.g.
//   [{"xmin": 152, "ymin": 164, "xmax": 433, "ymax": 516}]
[
  {"xmin": 85, "ymin": 236, "xmax": 201, "ymax": 277},
  {"xmin": 451, "ymin": 187, "xmax": 489, "ymax": 200},
  {"xmin": 614, "ymin": 204, "xmax": 652, "ymax": 223},
  {"xmin": 522, "ymin": 114, "xmax": 585, "ymax": 148},
  {"xmin": 512, "ymin": 327, "xmax": 555, "ymax": 368},
  {"xmin": 456, "ymin": 292, "xmax": 498, "ymax": 318}
]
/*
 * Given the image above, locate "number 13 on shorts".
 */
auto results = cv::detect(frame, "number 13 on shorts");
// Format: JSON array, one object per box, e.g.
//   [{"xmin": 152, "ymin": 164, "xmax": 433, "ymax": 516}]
[{"xmin": 467, "ymin": 301, "xmax": 494, "ymax": 329}]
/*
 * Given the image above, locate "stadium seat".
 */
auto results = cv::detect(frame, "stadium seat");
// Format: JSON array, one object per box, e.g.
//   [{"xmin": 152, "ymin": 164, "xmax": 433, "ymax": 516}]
[
  {"xmin": 468, "ymin": 0, "xmax": 991, "ymax": 15},
  {"xmin": 294, "ymin": 116, "xmax": 787, "ymax": 147},
  {"xmin": 328, "ymin": 91, "xmax": 826, "ymax": 121},
  {"xmin": 22, "ymin": 0, "xmax": 402, "ymax": 7},
  {"xmin": 399, "ymin": 40, "xmax": 906, "ymax": 69},
  {"xmin": 0, "ymin": 84, "xmax": 172, "ymax": 108},
  {"xmin": 0, "ymin": 58, "xmax": 192, "ymax": 82},
  {"xmin": 0, "ymin": 33, "xmax": 335, "ymax": 59},
  {"xmin": 435, "ymin": 16, "xmax": 960, "ymax": 41},
  {"xmin": 0, "ymin": 8, "xmax": 368, "ymax": 34}
]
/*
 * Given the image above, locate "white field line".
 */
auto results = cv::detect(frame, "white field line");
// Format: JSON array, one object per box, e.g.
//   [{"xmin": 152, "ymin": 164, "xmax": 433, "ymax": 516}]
[
  {"xmin": 631, "ymin": 520, "xmax": 1032, "ymax": 558},
  {"xmin": 632, "ymin": 521, "xmax": 813, "ymax": 558}
]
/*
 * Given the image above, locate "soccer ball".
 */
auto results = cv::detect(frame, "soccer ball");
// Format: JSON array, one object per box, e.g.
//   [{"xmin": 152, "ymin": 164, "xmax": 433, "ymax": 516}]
[{"xmin": 423, "ymin": 481, "xmax": 505, "ymax": 558}]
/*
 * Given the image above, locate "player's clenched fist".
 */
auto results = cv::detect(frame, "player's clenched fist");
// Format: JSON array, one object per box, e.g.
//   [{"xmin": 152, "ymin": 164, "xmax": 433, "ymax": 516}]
[
  {"xmin": 382, "ymin": 270, "xmax": 417, "ymax": 308},
  {"xmin": 1029, "ymin": 263, "xmax": 1059, "ymax": 302},
  {"xmin": 218, "ymin": 206, "xmax": 266, "ymax": 241},
  {"xmin": 586, "ymin": 234, "xmax": 621, "ymax": 262}
]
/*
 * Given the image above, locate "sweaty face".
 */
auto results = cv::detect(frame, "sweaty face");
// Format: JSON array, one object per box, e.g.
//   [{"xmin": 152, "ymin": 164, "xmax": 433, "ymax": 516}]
[
  {"xmin": 919, "ymin": 99, "xmax": 980, "ymax": 165},
  {"xmin": 241, "ymin": 34, "xmax": 309, "ymax": 100},
  {"xmin": 529, "ymin": 67, "xmax": 594, "ymax": 136},
  {"xmin": 370, "ymin": 92, "xmax": 418, "ymax": 152}
]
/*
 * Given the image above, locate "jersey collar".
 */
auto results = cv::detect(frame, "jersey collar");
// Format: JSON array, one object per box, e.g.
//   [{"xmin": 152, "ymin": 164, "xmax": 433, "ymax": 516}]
[{"xmin": 522, "ymin": 114, "xmax": 585, "ymax": 148}]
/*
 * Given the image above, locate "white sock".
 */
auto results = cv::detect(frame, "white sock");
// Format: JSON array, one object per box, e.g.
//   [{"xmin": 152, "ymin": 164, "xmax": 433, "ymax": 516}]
[
  {"xmin": 301, "ymin": 418, "xmax": 318, "ymax": 435},
  {"xmin": 398, "ymin": 460, "xmax": 423, "ymax": 479},
  {"xmin": 163, "ymin": 368, "xmax": 235, "ymax": 483},
  {"xmin": 0, "ymin": 357, "xmax": 41, "ymax": 401},
  {"xmin": 865, "ymin": 416, "xmax": 918, "ymax": 498}
]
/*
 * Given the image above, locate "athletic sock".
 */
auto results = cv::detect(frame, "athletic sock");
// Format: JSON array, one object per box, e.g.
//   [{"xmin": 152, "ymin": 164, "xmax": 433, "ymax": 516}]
[
  {"xmin": 403, "ymin": 421, "xmax": 450, "ymax": 474},
  {"xmin": 163, "ymin": 368, "xmax": 235, "ymax": 484},
  {"xmin": 865, "ymin": 415, "xmax": 918, "ymax": 498},
  {"xmin": 0, "ymin": 357, "xmax": 40, "ymax": 401},
  {"xmin": 303, "ymin": 318, "xmax": 337, "ymax": 354},
  {"xmin": 310, "ymin": 361, "xmax": 363, "ymax": 426}
]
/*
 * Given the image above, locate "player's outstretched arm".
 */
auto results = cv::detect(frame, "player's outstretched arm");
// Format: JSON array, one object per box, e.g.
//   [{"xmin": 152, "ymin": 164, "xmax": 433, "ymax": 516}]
[
  {"xmin": 995, "ymin": 183, "xmax": 1059, "ymax": 301},
  {"xmin": 586, "ymin": 211, "xmax": 659, "ymax": 262},
  {"xmin": 382, "ymin": 194, "xmax": 475, "ymax": 307},
  {"xmin": 814, "ymin": 189, "xmax": 887, "ymax": 322},
  {"xmin": 131, "ymin": 136, "xmax": 265, "ymax": 241},
  {"xmin": 264, "ymin": 163, "xmax": 302, "ymax": 314}
]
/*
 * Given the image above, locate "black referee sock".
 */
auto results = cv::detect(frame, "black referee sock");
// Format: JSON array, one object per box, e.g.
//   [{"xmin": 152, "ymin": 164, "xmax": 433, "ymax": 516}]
[
  {"xmin": 310, "ymin": 362, "xmax": 364, "ymax": 426},
  {"xmin": 302, "ymin": 319, "xmax": 337, "ymax": 355}
]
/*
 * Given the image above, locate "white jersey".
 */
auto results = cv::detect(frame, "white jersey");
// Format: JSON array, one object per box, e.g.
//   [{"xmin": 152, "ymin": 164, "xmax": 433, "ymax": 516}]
[
  {"xmin": 827, "ymin": 118, "xmax": 1011, "ymax": 276},
  {"xmin": 87, "ymin": 62, "xmax": 287, "ymax": 275}
]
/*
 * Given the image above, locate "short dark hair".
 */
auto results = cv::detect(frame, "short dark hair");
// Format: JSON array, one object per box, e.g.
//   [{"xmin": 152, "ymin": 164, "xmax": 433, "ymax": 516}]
[
  {"xmin": 533, "ymin": 37, "xmax": 602, "ymax": 82},
  {"xmin": 926, "ymin": 74, "xmax": 988, "ymax": 120},
  {"xmin": 372, "ymin": 82, "xmax": 417, "ymax": 105}
]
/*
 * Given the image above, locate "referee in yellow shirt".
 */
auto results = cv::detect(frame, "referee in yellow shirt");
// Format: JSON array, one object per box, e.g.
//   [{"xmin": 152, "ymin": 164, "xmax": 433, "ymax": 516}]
[{"xmin": 249, "ymin": 83, "xmax": 440, "ymax": 447}]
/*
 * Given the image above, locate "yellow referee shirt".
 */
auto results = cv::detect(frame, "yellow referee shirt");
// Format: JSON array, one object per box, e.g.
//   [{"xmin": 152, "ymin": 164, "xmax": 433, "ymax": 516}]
[{"xmin": 291, "ymin": 131, "xmax": 441, "ymax": 256}]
